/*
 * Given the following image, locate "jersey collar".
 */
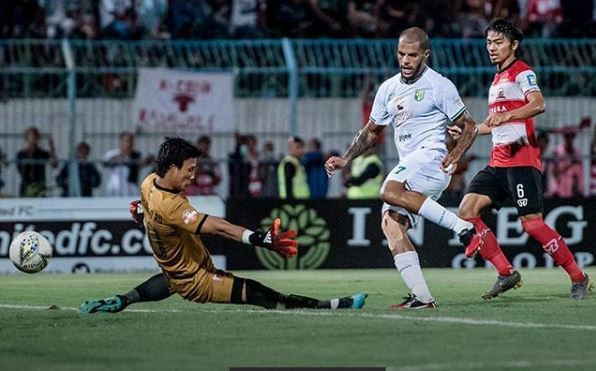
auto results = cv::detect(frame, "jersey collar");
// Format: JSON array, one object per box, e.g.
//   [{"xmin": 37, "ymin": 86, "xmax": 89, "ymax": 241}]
[
  {"xmin": 400, "ymin": 65, "xmax": 428, "ymax": 85},
  {"xmin": 153, "ymin": 178, "xmax": 178, "ymax": 194},
  {"xmin": 497, "ymin": 58, "xmax": 518, "ymax": 74}
]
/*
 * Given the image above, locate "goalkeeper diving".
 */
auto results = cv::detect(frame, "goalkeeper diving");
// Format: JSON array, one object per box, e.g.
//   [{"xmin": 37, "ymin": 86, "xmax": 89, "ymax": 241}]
[{"xmin": 79, "ymin": 137, "xmax": 366, "ymax": 314}]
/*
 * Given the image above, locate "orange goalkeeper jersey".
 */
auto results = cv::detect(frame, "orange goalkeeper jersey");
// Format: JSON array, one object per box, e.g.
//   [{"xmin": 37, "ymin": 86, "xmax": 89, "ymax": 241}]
[{"xmin": 140, "ymin": 173, "xmax": 211, "ymax": 297}]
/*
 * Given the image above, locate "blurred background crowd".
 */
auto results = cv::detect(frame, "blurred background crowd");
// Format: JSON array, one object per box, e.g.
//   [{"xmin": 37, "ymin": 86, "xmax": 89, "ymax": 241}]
[
  {"xmin": 3, "ymin": 116, "xmax": 596, "ymax": 201},
  {"xmin": 0, "ymin": 0, "xmax": 594, "ymax": 201},
  {"xmin": 0, "ymin": 0, "xmax": 594, "ymax": 41}
]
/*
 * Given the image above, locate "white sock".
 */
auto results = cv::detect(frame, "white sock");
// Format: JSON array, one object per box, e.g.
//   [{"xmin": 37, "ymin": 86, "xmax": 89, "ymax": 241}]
[
  {"xmin": 393, "ymin": 251, "xmax": 434, "ymax": 303},
  {"xmin": 418, "ymin": 197, "xmax": 472, "ymax": 234}
]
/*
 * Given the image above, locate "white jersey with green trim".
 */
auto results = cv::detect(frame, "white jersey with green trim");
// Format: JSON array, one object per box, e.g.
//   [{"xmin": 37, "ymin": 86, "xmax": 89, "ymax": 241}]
[{"xmin": 369, "ymin": 67, "xmax": 466, "ymax": 159}]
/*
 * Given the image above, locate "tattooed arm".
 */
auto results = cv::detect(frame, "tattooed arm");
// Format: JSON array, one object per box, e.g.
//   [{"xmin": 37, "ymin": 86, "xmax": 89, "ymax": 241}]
[
  {"xmin": 325, "ymin": 121, "xmax": 385, "ymax": 176},
  {"xmin": 441, "ymin": 110, "xmax": 478, "ymax": 172}
]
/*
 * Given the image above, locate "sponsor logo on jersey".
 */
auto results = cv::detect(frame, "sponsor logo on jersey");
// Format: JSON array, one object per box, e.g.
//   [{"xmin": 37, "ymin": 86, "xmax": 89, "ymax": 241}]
[
  {"xmin": 398, "ymin": 133, "xmax": 412, "ymax": 142},
  {"xmin": 182, "ymin": 209, "xmax": 198, "ymax": 224},
  {"xmin": 489, "ymin": 105, "xmax": 508, "ymax": 113},
  {"xmin": 496, "ymin": 89, "xmax": 506, "ymax": 100},
  {"xmin": 392, "ymin": 98, "xmax": 409, "ymax": 127},
  {"xmin": 414, "ymin": 90, "xmax": 425, "ymax": 101},
  {"xmin": 517, "ymin": 198, "xmax": 528, "ymax": 207},
  {"xmin": 527, "ymin": 74, "xmax": 537, "ymax": 86}
]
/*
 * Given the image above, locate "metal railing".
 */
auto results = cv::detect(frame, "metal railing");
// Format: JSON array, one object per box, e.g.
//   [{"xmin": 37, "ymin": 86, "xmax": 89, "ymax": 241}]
[{"xmin": 1, "ymin": 38, "xmax": 595, "ymax": 97}]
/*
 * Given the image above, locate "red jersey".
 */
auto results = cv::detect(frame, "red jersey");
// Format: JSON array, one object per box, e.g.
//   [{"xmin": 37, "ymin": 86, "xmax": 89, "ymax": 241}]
[{"xmin": 488, "ymin": 59, "xmax": 542, "ymax": 170}]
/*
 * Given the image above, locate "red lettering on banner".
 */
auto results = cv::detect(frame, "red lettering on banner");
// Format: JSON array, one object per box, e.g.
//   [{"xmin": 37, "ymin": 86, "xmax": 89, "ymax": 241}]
[
  {"xmin": 175, "ymin": 80, "xmax": 211, "ymax": 95},
  {"xmin": 137, "ymin": 108, "xmax": 215, "ymax": 133},
  {"xmin": 133, "ymin": 69, "xmax": 234, "ymax": 133}
]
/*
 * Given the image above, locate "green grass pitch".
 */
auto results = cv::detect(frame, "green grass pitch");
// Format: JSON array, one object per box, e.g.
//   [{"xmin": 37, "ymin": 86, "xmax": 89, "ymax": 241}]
[{"xmin": 1, "ymin": 268, "xmax": 595, "ymax": 371}]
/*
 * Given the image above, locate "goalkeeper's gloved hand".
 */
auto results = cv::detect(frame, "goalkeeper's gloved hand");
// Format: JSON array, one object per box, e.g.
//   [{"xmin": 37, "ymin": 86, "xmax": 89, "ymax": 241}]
[
  {"xmin": 129, "ymin": 199, "xmax": 144, "ymax": 228},
  {"xmin": 248, "ymin": 218, "xmax": 298, "ymax": 258}
]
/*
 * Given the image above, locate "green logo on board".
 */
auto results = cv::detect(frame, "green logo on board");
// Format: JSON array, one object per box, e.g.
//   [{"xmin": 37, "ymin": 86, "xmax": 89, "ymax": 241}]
[{"xmin": 256, "ymin": 205, "xmax": 330, "ymax": 270}]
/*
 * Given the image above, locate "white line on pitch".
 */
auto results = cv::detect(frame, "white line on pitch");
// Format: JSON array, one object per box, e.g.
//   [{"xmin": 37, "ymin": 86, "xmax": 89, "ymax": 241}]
[
  {"xmin": 1, "ymin": 303, "xmax": 595, "ymax": 331},
  {"xmin": 0, "ymin": 303, "xmax": 182, "ymax": 313},
  {"xmin": 236, "ymin": 308, "xmax": 596, "ymax": 331}
]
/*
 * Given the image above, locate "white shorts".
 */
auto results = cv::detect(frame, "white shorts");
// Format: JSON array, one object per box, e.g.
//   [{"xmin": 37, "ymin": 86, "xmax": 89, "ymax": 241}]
[{"xmin": 381, "ymin": 147, "xmax": 451, "ymax": 226}]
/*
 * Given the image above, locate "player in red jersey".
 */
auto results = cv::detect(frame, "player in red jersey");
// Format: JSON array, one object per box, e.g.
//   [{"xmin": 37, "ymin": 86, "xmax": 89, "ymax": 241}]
[{"xmin": 451, "ymin": 18, "xmax": 592, "ymax": 300}]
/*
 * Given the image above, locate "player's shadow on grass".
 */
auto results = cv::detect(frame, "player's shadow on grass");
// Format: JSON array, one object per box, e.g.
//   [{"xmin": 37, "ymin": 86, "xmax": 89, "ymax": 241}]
[
  {"xmin": 446, "ymin": 295, "xmax": 565, "ymax": 308},
  {"xmin": 483, "ymin": 294, "xmax": 571, "ymax": 304}
]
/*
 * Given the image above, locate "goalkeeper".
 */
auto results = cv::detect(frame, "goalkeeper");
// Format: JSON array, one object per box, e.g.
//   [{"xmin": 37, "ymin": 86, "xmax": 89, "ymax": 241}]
[{"xmin": 79, "ymin": 137, "xmax": 365, "ymax": 315}]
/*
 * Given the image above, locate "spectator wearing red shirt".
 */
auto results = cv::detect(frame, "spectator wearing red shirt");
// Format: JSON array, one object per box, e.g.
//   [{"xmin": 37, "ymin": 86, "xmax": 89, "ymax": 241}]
[{"xmin": 549, "ymin": 130, "xmax": 584, "ymax": 198}]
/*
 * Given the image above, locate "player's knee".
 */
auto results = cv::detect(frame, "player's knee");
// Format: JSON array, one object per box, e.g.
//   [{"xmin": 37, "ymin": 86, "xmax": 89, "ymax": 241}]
[
  {"xmin": 521, "ymin": 216, "xmax": 558, "ymax": 243},
  {"xmin": 521, "ymin": 216, "xmax": 563, "ymax": 253},
  {"xmin": 458, "ymin": 198, "xmax": 477, "ymax": 220},
  {"xmin": 521, "ymin": 216, "xmax": 544, "ymax": 236},
  {"xmin": 521, "ymin": 216, "xmax": 552, "ymax": 246},
  {"xmin": 458, "ymin": 194, "xmax": 486, "ymax": 220},
  {"xmin": 381, "ymin": 212, "xmax": 407, "ymax": 254},
  {"xmin": 458, "ymin": 206, "xmax": 476, "ymax": 221},
  {"xmin": 381, "ymin": 218, "xmax": 403, "ymax": 241},
  {"xmin": 381, "ymin": 186, "xmax": 406, "ymax": 207}
]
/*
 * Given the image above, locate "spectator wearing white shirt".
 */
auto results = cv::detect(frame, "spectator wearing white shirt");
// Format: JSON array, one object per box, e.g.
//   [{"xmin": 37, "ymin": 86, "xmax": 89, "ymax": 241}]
[{"xmin": 103, "ymin": 131, "xmax": 142, "ymax": 196}]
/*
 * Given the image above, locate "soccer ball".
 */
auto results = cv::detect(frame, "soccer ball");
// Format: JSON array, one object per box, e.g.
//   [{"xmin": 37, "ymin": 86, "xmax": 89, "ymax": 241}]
[{"xmin": 9, "ymin": 231, "xmax": 52, "ymax": 273}]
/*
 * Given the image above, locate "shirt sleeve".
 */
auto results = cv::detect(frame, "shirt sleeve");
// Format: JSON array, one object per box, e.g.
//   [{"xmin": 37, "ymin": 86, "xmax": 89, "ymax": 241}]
[
  {"xmin": 435, "ymin": 78, "xmax": 467, "ymax": 122},
  {"xmin": 167, "ymin": 197, "xmax": 208, "ymax": 234},
  {"xmin": 369, "ymin": 81, "xmax": 392, "ymax": 126},
  {"xmin": 516, "ymin": 70, "xmax": 541, "ymax": 96}
]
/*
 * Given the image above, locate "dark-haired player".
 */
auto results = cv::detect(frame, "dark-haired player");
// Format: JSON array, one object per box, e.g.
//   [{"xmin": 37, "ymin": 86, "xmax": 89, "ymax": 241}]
[
  {"xmin": 451, "ymin": 18, "xmax": 592, "ymax": 300},
  {"xmin": 79, "ymin": 137, "xmax": 366, "ymax": 314}
]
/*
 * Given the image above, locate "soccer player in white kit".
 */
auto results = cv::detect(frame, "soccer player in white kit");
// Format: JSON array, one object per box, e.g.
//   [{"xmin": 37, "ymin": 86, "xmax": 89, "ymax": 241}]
[{"xmin": 325, "ymin": 27, "xmax": 482, "ymax": 309}]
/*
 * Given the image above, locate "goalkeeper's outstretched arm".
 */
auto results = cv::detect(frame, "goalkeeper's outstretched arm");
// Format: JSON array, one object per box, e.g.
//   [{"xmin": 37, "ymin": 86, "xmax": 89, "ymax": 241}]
[
  {"xmin": 200, "ymin": 216, "xmax": 298, "ymax": 258},
  {"xmin": 129, "ymin": 199, "xmax": 297, "ymax": 258}
]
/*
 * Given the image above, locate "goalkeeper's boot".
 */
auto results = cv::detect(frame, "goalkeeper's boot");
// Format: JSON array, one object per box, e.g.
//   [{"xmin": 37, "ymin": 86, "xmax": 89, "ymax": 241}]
[
  {"xmin": 459, "ymin": 226, "xmax": 487, "ymax": 258},
  {"xmin": 570, "ymin": 274, "xmax": 593, "ymax": 300},
  {"xmin": 350, "ymin": 293, "xmax": 367, "ymax": 309},
  {"xmin": 481, "ymin": 270, "xmax": 522, "ymax": 300},
  {"xmin": 79, "ymin": 295, "xmax": 127, "ymax": 316},
  {"xmin": 390, "ymin": 294, "xmax": 437, "ymax": 310}
]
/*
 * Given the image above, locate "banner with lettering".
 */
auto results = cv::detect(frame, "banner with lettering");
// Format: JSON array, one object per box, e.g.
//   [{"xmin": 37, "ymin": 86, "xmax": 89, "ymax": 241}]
[
  {"xmin": 222, "ymin": 198, "xmax": 596, "ymax": 270},
  {"xmin": 0, "ymin": 197, "xmax": 226, "ymax": 273},
  {"xmin": 131, "ymin": 68, "xmax": 235, "ymax": 133}
]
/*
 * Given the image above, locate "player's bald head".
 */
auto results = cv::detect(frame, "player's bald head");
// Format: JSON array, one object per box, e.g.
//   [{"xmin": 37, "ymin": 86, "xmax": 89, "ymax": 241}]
[{"xmin": 399, "ymin": 27, "xmax": 429, "ymax": 51}]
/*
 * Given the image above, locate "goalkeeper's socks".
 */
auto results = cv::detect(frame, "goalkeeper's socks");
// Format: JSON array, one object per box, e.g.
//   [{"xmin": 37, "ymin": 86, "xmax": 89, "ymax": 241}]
[
  {"xmin": 245, "ymin": 279, "xmax": 284, "ymax": 309},
  {"xmin": 330, "ymin": 296, "xmax": 355, "ymax": 309},
  {"xmin": 284, "ymin": 294, "xmax": 322, "ymax": 309},
  {"xmin": 283, "ymin": 294, "xmax": 353, "ymax": 309},
  {"xmin": 394, "ymin": 251, "xmax": 434, "ymax": 304},
  {"xmin": 133, "ymin": 273, "xmax": 173, "ymax": 302},
  {"xmin": 122, "ymin": 290, "xmax": 139, "ymax": 306}
]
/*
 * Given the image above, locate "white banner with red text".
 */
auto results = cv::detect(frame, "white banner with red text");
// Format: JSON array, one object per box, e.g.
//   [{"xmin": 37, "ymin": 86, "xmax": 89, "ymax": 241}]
[{"xmin": 131, "ymin": 68, "xmax": 235, "ymax": 134}]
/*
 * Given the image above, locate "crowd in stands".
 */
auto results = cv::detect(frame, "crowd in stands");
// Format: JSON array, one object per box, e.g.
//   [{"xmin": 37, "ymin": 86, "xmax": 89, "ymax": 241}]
[
  {"xmin": 0, "ymin": 0, "xmax": 594, "ymax": 41},
  {"xmin": 1, "ymin": 118, "xmax": 596, "ymax": 199}
]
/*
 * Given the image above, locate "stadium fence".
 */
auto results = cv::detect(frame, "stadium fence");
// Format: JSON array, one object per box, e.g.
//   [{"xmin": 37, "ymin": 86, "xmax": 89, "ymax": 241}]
[{"xmin": 0, "ymin": 38, "xmax": 594, "ymax": 197}]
